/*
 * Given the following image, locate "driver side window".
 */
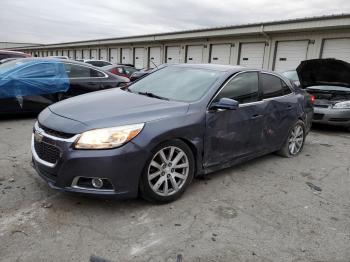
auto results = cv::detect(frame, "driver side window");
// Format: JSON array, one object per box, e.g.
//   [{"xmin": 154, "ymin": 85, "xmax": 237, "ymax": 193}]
[{"xmin": 213, "ymin": 72, "xmax": 259, "ymax": 104}]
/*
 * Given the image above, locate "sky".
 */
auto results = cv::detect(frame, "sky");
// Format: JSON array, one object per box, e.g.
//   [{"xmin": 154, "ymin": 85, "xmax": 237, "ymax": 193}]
[{"xmin": 1, "ymin": 0, "xmax": 349, "ymax": 44}]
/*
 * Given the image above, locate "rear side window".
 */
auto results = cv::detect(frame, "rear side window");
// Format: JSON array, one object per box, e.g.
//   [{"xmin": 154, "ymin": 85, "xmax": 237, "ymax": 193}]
[
  {"xmin": 261, "ymin": 73, "xmax": 291, "ymax": 99},
  {"xmin": 64, "ymin": 64, "xmax": 105, "ymax": 78},
  {"xmin": 17, "ymin": 63, "xmax": 57, "ymax": 78},
  {"xmin": 213, "ymin": 72, "xmax": 259, "ymax": 104}
]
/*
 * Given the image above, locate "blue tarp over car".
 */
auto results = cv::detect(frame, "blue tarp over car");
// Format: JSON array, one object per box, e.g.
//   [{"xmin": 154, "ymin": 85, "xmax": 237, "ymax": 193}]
[{"xmin": 0, "ymin": 58, "xmax": 69, "ymax": 99}]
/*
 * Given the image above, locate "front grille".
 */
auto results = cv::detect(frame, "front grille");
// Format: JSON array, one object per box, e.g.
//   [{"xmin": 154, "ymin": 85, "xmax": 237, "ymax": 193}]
[
  {"xmin": 34, "ymin": 139, "xmax": 61, "ymax": 164},
  {"xmin": 313, "ymin": 113, "xmax": 324, "ymax": 120},
  {"xmin": 38, "ymin": 123, "xmax": 75, "ymax": 139},
  {"xmin": 36, "ymin": 162, "xmax": 58, "ymax": 181},
  {"xmin": 314, "ymin": 104, "xmax": 329, "ymax": 108}
]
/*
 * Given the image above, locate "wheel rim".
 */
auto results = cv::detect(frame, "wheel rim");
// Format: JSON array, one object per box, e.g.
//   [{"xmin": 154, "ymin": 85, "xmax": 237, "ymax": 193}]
[
  {"xmin": 288, "ymin": 124, "xmax": 304, "ymax": 155},
  {"xmin": 147, "ymin": 146, "xmax": 189, "ymax": 196}
]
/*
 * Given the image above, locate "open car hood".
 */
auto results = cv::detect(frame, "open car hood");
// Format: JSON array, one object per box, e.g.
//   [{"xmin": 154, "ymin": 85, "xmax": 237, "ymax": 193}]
[{"xmin": 296, "ymin": 59, "xmax": 350, "ymax": 89}]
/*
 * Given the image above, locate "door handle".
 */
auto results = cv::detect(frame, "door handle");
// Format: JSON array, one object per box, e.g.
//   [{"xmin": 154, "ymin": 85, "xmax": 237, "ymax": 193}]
[{"xmin": 251, "ymin": 114, "xmax": 262, "ymax": 119}]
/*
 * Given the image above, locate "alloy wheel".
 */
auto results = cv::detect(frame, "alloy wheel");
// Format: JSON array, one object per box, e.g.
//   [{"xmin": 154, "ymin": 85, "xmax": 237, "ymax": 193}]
[
  {"xmin": 288, "ymin": 124, "xmax": 304, "ymax": 155},
  {"xmin": 147, "ymin": 146, "xmax": 189, "ymax": 196}
]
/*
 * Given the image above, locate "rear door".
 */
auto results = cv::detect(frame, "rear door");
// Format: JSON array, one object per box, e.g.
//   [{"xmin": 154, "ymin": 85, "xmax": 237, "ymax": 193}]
[
  {"xmin": 64, "ymin": 63, "xmax": 106, "ymax": 97},
  {"xmin": 260, "ymin": 73, "xmax": 297, "ymax": 148},
  {"xmin": 204, "ymin": 71, "xmax": 266, "ymax": 167}
]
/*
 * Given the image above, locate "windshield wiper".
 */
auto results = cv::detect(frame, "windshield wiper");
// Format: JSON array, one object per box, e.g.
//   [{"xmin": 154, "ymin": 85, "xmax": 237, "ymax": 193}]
[{"xmin": 138, "ymin": 91, "xmax": 169, "ymax": 100}]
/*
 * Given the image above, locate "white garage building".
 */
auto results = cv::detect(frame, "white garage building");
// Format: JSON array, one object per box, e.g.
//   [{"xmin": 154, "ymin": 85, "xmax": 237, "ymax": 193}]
[{"xmin": 11, "ymin": 14, "xmax": 350, "ymax": 71}]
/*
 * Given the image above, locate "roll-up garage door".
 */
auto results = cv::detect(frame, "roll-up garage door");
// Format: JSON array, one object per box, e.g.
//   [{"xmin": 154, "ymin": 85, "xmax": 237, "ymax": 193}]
[
  {"xmin": 68, "ymin": 50, "xmax": 74, "ymax": 59},
  {"xmin": 166, "ymin": 46, "xmax": 181, "ymax": 64},
  {"xmin": 321, "ymin": 38, "xmax": 350, "ymax": 63},
  {"xmin": 99, "ymin": 49, "xmax": 107, "ymax": 61},
  {"xmin": 239, "ymin": 43, "xmax": 266, "ymax": 68},
  {"xmin": 121, "ymin": 48, "xmax": 131, "ymax": 64},
  {"xmin": 76, "ymin": 50, "xmax": 83, "ymax": 59},
  {"xmin": 149, "ymin": 47, "xmax": 162, "ymax": 68},
  {"xmin": 63, "ymin": 50, "xmax": 68, "ymax": 57},
  {"xmin": 109, "ymin": 48, "xmax": 118, "ymax": 63},
  {"xmin": 134, "ymin": 47, "xmax": 145, "ymax": 69},
  {"xmin": 83, "ymin": 49, "xmax": 90, "ymax": 59},
  {"xmin": 210, "ymin": 44, "xmax": 231, "ymax": 65},
  {"xmin": 90, "ymin": 49, "xmax": 98, "ymax": 59},
  {"xmin": 274, "ymin": 40, "xmax": 309, "ymax": 72},
  {"xmin": 186, "ymin": 45, "xmax": 203, "ymax": 64}
]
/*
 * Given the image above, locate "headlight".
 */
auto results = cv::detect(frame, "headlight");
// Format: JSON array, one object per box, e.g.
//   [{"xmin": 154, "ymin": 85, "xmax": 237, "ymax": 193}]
[
  {"xmin": 74, "ymin": 123, "xmax": 144, "ymax": 149},
  {"xmin": 333, "ymin": 101, "xmax": 350, "ymax": 109}
]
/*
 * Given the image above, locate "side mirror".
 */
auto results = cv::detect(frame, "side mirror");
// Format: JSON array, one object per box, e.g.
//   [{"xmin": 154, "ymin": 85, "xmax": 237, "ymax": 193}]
[{"xmin": 210, "ymin": 98, "xmax": 239, "ymax": 111}]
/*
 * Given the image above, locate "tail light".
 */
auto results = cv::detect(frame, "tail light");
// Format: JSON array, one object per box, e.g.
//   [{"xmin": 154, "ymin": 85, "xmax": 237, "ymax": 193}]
[{"xmin": 310, "ymin": 95, "xmax": 315, "ymax": 104}]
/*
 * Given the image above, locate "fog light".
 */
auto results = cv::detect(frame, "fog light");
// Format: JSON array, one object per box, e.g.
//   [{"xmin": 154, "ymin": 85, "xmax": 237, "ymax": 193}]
[{"xmin": 91, "ymin": 178, "xmax": 104, "ymax": 189}]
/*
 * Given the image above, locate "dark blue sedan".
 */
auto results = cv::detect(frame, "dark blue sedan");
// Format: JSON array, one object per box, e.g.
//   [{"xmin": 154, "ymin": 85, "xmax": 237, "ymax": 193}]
[{"xmin": 31, "ymin": 64, "xmax": 313, "ymax": 202}]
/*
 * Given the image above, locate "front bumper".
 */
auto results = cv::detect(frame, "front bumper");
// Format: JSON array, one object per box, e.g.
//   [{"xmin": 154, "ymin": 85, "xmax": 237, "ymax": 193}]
[
  {"xmin": 31, "ymin": 123, "xmax": 149, "ymax": 199},
  {"xmin": 313, "ymin": 106, "xmax": 350, "ymax": 127}
]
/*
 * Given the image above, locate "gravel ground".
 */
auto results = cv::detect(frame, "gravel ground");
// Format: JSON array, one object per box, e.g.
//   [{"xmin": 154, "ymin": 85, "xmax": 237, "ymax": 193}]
[{"xmin": 0, "ymin": 116, "xmax": 349, "ymax": 262}]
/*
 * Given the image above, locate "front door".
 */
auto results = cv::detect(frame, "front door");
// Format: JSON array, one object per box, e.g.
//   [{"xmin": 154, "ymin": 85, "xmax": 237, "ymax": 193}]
[
  {"xmin": 204, "ymin": 71, "xmax": 265, "ymax": 167},
  {"xmin": 259, "ymin": 73, "xmax": 297, "ymax": 149}
]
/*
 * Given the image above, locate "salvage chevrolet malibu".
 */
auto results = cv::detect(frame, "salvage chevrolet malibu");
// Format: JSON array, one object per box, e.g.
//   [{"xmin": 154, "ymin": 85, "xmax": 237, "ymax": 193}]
[{"xmin": 31, "ymin": 64, "xmax": 313, "ymax": 202}]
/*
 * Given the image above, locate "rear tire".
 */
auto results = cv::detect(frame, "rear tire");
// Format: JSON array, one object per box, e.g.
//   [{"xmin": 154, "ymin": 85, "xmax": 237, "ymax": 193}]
[
  {"xmin": 139, "ymin": 140, "xmax": 195, "ymax": 203},
  {"xmin": 277, "ymin": 120, "xmax": 306, "ymax": 158}
]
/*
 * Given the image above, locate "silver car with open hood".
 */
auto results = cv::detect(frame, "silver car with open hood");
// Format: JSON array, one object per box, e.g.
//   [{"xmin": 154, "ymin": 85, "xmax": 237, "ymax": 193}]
[{"xmin": 296, "ymin": 59, "xmax": 350, "ymax": 130}]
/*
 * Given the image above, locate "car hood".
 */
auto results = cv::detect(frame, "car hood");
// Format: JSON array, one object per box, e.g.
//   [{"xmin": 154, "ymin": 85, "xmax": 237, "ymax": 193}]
[
  {"xmin": 41, "ymin": 88, "xmax": 189, "ymax": 134},
  {"xmin": 296, "ymin": 59, "xmax": 350, "ymax": 89}
]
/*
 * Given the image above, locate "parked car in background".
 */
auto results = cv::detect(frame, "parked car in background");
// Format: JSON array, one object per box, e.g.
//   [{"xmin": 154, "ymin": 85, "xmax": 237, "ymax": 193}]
[
  {"xmin": 129, "ymin": 64, "xmax": 168, "ymax": 82},
  {"xmin": 32, "ymin": 64, "xmax": 313, "ymax": 203},
  {"xmin": 296, "ymin": 59, "xmax": 350, "ymax": 130},
  {"xmin": 281, "ymin": 70, "xmax": 300, "ymax": 87},
  {"xmin": 0, "ymin": 50, "xmax": 30, "ymax": 60},
  {"xmin": 102, "ymin": 64, "xmax": 138, "ymax": 79},
  {"xmin": 76, "ymin": 59, "xmax": 112, "ymax": 67},
  {"xmin": 0, "ymin": 58, "xmax": 129, "ymax": 114}
]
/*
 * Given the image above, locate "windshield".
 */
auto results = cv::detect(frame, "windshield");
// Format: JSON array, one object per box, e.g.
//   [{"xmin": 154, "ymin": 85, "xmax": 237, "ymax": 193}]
[
  {"xmin": 128, "ymin": 66, "xmax": 224, "ymax": 102},
  {"xmin": 282, "ymin": 70, "xmax": 299, "ymax": 81},
  {"xmin": 0, "ymin": 59, "xmax": 27, "ymax": 74}
]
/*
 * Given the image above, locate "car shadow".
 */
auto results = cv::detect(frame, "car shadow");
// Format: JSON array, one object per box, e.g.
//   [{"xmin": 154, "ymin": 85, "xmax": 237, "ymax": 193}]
[
  {"xmin": 311, "ymin": 123, "xmax": 349, "ymax": 135},
  {"xmin": 0, "ymin": 112, "xmax": 38, "ymax": 121}
]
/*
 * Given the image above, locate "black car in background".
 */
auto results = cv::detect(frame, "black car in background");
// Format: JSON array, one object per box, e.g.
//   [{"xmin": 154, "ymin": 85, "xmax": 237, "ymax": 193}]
[
  {"xmin": 0, "ymin": 58, "xmax": 129, "ymax": 114},
  {"xmin": 129, "ymin": 64, "xmax": 168, "ymax": 81}
]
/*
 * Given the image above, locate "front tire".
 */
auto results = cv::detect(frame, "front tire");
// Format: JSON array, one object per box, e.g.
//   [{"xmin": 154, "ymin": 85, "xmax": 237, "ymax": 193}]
[
  {"xmin": 139, "ymin": 140, "xmax": 195, "ymax": 203},
  {"xmin": 277, "ymin": 120, "xmax": 305, "ymax": 158}
]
